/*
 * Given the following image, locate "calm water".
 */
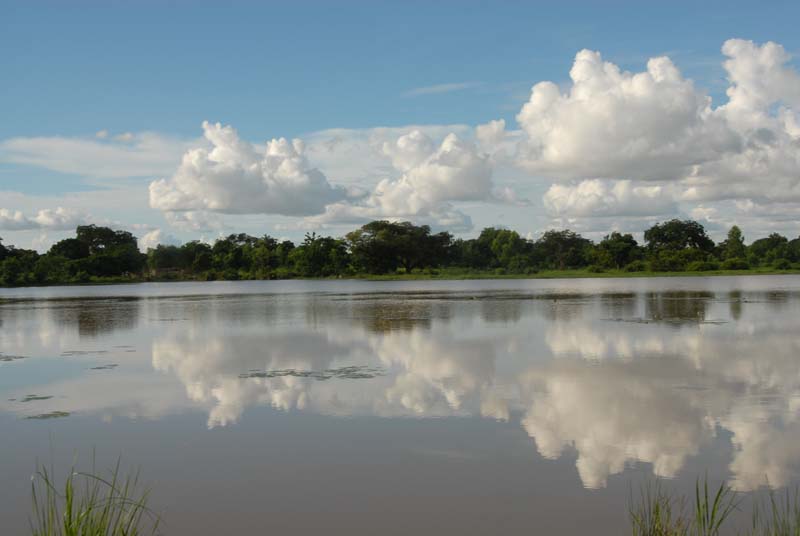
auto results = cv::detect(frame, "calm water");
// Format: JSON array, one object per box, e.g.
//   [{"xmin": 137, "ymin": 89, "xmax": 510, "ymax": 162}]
[{"xmin": 2, "ymin": 276, "xmax": 800, "ymax": 534}]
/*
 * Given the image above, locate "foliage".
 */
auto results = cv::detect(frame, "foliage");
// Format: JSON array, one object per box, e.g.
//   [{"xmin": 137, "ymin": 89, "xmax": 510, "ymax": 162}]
[
  {"xmin": 721, "ymin": 258, "xmax": 750, "ymax": 270},
  {"xmin": 645, "ymin": 219, "xmax": 715, "ymax": 252},
  {"xmin": 30, "ymin": 457, "xmax": 159, "ymax": 536},
  {"xmin": 629, "ymin": 478, "xmax": 737, "ymax": 536},
  {"xmin": 2, "ymin": 219, "xmax": 800, "ymax": 287}
]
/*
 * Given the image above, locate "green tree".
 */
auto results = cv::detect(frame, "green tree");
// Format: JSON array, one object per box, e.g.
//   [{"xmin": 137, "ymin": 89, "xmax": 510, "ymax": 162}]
[
  {"xmin": 748, "ymin": 233, "xmax": 788, "ymax": 265},
  {"xmin": 644, "ymin": 219, "xmax": 714, "ymax": 252},
  {"xmin": 347, "ymin": 221, "xmax": 451, "ymax": 273},
  {"xmin": 595, "ymin": 232, "xmax": 641, "ymax": 269},
  {"xmin": 719, "ymin": 226, "xmax": 746, "ymax": 260},
  {"xmin": 534, "ymin": 230, "xmax": 591, "ymax": 269},
  {"xmin": 49, "ymin": 238, "xmax": 90, "ymax": 260},
  {"xmin": 290, "ymin": 233, "xmax": 350, "ymax": 277}
]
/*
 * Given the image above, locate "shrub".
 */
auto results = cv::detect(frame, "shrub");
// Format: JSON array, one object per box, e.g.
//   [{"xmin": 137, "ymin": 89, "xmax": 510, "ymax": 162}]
[
  {"xmin": 587, "ymin": 264, "xmax": 605, "ymax": 273},
  {"xmin": 721, "ymin": 258, "xmax": 750, "ymax": 270},
  {"xmin": 650, "ymin": 251, "xmax": 686, "ymax": 272},
  {"xmin": 773, "ymin": 258, "xmax": 792, "ymax": 270},
  {"xmin": 686, "ymin": 260, "xmax": 719, "ymax": 272},
  {"xmin": 624, "ymin": 260, "xmax": 647, "ymax": 272}
]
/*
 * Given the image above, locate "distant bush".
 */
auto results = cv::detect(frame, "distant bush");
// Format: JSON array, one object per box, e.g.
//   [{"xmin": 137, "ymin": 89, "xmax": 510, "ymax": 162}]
[
  {"xmin": 773, "ymin": 258, "xmax": 792, "ymax": 270},
  {"xmin": 721, "ymin": 258, "xmax": 750, "ymax": 270},
  {"xmin": 650, "ymin": 251, "xmax": 686, "ymax": 272},
  {"xmin": 624, "ymin": 260, "xmax": 647, "ymax": 272},
  {"xmin": 587, "ymin": 264, "xmax": 605, "ymax": 273},
  {"xmin": 686, "ymin": 260, "xmax": 720, "ymax": 272}
]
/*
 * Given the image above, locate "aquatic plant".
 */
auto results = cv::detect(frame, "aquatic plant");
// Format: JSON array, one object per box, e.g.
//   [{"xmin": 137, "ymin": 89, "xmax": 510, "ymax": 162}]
[
  {"xmin": 30, "ymin": 456, "xmax": 159, "ymax": 536},
  {"xmin": 629, "ymin": 480, "xmax": 690, "ymax": 536},
  {"xmin": 747, "ymin": 487, "xmax": 800, "ymax": 536},
  {"xmin": 630, "ymin": 478, "xmax": 737, "ymax": 536}
]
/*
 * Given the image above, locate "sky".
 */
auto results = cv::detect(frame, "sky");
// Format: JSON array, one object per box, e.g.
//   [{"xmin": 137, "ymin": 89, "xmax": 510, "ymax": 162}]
[{"xmin": 2, "ymin": 0, "xmax": 800, "ymax": 251}]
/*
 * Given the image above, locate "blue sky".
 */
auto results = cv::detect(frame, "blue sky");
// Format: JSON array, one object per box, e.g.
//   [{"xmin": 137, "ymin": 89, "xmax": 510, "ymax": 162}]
[{"xmin": 2, "ymin": 1, "xmax": 800, "ymax": 250}]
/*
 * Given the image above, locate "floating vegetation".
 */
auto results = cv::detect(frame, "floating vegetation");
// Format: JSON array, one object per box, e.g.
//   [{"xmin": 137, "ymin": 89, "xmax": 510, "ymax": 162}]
[
  {"xmin": 603, "ymin": 317, "xmax": 727, "ymax": 325},
  {"xmin": 25, "ymin": 411, "xmax": 71, "ymax": 420},
  {"xmin": 21, "ymin": 395, "xmax": 53, "ymax": 403},
  {"xmin": 90, "ymin": 364, "xmax": 119, "ymax": 370},
  {"xmin": 0, "ymin": 353, "xmax": 28, "ymax": 362},
  {"xmin": 61, "ymin": 350, "xmax": 109, "ymax": 357},
  {"xmin": 240, "ymin": 365, "xmax": 384, "ymax": 381}
]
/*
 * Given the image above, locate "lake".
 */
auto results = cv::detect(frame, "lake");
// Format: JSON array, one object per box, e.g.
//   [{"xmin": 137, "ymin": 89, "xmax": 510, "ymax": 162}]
[{"xmin": 2, "ymin": 276, "xmax": 800, "ymax": 534}]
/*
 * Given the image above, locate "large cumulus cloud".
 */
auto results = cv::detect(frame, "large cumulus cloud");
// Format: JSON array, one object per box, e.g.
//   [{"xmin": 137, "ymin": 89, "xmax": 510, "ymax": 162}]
[
  {"xmin": 307, "ymin": 130, "xmax": 495, "ymax": 230},
  {"xmin": 515, "ymin": 50, "xmax": 738, "ymax": 182},
  {"xmin": 517, "ymin": 39, "xmax": 800, "ymax": 232},
  {"xmin": 149, "ymin": 121, "xmax": 347, "ymax": 217}
]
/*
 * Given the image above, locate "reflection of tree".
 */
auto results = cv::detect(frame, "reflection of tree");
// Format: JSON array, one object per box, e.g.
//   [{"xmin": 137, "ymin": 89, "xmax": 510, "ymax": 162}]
[
  {"xmin": 349, "ymin": 301, "xmax": 443, "ymax": 333},
  {"xmin": 644, "ymin": 291, "xmax": 713, "ymax": 323},
  {"xmin": 728, "ymin": 290, "xmax": 742, "ymax": 320},
  {"xmin": 49, "ymin": 298, "xmax": 141, "ymax": 338},
  {"xmin": 480, "ymin": 299, "xmax": 522, "ymax": 324},
  {"xmin": 599, "ymin": 292, "xmax": 637, "ymax": 318}
]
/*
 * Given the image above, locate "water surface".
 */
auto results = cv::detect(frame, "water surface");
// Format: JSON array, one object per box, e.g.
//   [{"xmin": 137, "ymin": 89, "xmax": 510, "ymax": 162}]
[{"xmin": 2, "ymin": 277, "xmax": 800, "ymax": 534}]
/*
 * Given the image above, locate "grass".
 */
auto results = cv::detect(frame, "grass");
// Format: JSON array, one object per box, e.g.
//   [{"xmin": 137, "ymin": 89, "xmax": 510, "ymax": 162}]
[
  {"xmin": 360, "ymin": 267, "xmax": 800, "ymax": 281},
  {"xmin": 747, "ymin": 488, "xmax": 800, "ymax": 536},
  {"xmin": 630, "ymin": 479, "xmax": 800, "ymax": 536},
  {"xmin": 630, "ymin": 478, "xmax": 738, "ymax": 535},
  {"xmin": 4, "ymin": 266, "xmax": 800, "ymax": 289},
  {"xmin": 30, "ymin": 455, "xmax": 159, "ymax": 536}
]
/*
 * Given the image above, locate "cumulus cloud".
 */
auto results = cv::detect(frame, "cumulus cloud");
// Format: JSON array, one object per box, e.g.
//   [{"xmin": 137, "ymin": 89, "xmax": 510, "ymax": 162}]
[
  {"xmin": 515, "ymin": 39, "xmax": 800, "ymax": 229},
  {"xmin": 308, "ymin": 130, "xmax": 494, "ymax": 230},
  {"xmin": 515, "ymin": 49, "xmax": 738, "ymax": 182},
  {"xmin": 0, "ymin": 207, "xmax": 89, "ymax": 231},
  {"xmin": 164, "ymin": 210, "xmax": 224, "ymax": 232},
  {"xmin": 137, "ymin": 228, "xmax": 180, "ymax": 251},
  {"xmin": 149, "ymin": 121, "xmax": 347, "ymax": 217},
  {"xmin": 543, "ymin": 179, "xmax": 677, "ymax": 218}
]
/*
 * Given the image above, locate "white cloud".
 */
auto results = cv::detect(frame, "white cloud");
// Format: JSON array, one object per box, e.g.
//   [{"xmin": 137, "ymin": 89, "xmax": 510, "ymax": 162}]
[
  {"xmin": 543, "ymin": 179, "xmax": 677, "ymax": 218},
  {"xmin": 164, "ymin": 210, "xmax": 224, "ymax": 232},
  {"xmin": 309, "ymin": 130, "xmax": 494, "ymax": 230},
  {"xmin": 137, "ymin": 228, "xmax": 180, "ymax": 251},
  {"xmin": 513, "ymin": 39, "xmax": 800, "ymax": 230},
  {"xmin": 403, "ymin": 82, "xmax": 482, "ymax": 97},
  {"xmin": 515, "ymin": 49, "xmax": 738, "ymax": 182},
  {"xmin": 0, "ymin": 207, "xmax": 90, "ymax": 231},
  {"xmin": 149, "ymin": 121, "xmax": 347, "ymax": 217},
  {"xmin": 0, "ymin": 132, "xmax": 193, "ymax": 179}
]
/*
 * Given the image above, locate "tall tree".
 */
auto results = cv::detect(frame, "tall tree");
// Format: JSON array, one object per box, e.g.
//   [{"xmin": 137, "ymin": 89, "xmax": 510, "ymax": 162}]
[
  {"xmin": 720, "ymin": 225, "xmax": 746, "ymax": 260},
  {"xmin": 644, "ymin": 219, "xmax": 714, "ymax": 252}
]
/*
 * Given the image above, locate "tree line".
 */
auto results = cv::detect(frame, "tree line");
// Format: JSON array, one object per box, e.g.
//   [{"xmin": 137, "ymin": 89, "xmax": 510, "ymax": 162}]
[{"xmin": 1, "ymin": 220, "xmax": 800, "ymax": 286}]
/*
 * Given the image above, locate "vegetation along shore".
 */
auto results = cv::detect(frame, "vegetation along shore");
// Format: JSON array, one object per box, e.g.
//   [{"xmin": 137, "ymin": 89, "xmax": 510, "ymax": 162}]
[{"xmin": 2, "ymin": 219, "xmax": 800, "ymax": 287}]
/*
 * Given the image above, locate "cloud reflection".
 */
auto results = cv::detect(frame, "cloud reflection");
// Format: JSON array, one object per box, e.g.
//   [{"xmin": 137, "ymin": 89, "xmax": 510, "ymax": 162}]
[{"xmin": 4, "ymin": 286, "xmax": 800, "ymax": 491}]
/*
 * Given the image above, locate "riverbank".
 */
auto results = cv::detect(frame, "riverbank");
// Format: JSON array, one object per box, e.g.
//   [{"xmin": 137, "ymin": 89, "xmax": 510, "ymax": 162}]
[{"xmin": 2, "ymin": 266, "xmax": 800, "ymax": 289}]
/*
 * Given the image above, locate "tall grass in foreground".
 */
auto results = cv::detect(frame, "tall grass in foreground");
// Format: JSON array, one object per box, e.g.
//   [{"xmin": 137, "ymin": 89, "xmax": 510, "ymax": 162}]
[
  {"xmin": 747, "ymin": 488, "xmax": 800, "ymax": 536},
  {"xmin": 30, "ymin": 457, "xmax": 159, "ymax": 536},
  {"xmin": 631, "ymin": 479, "xmax": 800, "ymax": 536},
  {"xmin": 630, "ymin": 478, "xmax": 737, "ymax": 535}
]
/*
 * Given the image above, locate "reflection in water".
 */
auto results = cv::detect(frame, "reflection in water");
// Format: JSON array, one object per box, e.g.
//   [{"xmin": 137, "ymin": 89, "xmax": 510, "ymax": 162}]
[
  {"xmin": 48, "ymin": 298, "xmax": 141, "ymax": 338},
  {"xmin": 4, "ymin": 279, "xmax": 800, "ymax": 501},
  {"xmin": 644, "ymin": 291, "xmax": 714, "ymax": 324}
]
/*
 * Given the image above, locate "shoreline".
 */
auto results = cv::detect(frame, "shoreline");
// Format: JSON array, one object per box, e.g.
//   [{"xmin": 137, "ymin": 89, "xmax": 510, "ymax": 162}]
[{"xmin": 2, "ymin": 268, "xmax": 799, "ymax": 290}]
